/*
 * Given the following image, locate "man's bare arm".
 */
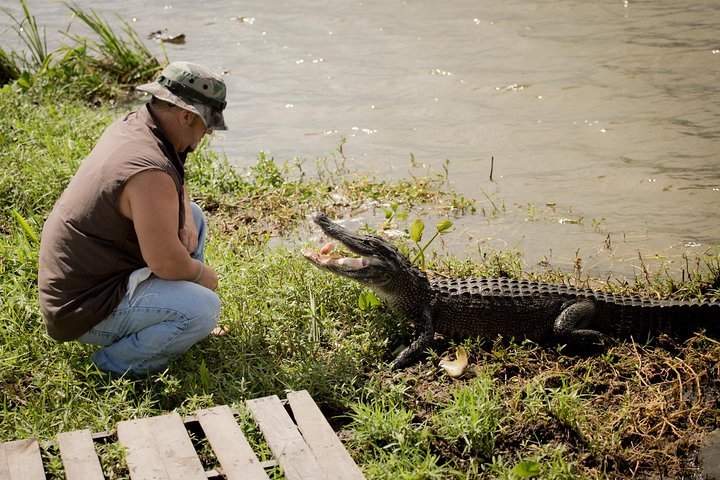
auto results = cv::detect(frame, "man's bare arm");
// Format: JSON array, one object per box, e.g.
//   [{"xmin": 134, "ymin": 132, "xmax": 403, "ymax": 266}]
[{"xmin": 119, "ymin": 170, "xmax": 217, "ymax": 290}]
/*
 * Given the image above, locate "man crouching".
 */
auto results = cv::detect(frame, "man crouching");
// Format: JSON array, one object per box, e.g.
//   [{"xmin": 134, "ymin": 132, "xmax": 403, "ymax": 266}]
[{"xmin": 38, "ymin": 61, "xmax": 228, "ymax": 378}]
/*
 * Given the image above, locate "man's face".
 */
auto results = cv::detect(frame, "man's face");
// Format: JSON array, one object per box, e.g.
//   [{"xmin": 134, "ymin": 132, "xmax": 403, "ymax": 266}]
[{"xmin": 184, "ymin": 113, "xmax": 212, "ymax": 153}]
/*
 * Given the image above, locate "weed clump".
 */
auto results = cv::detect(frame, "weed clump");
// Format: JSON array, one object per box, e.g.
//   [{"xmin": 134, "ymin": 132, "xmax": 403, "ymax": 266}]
[
  {"xmin": 1, "ymin": 0, "xmax": 160, "ymax": 102},
  {"xmin": 363, "ymin": 335, "xmax": 720, "ymax": 478}
]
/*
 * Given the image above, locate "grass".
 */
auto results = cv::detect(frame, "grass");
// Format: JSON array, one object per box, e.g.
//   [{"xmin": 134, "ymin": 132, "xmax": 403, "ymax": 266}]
[
  {"xmin": 1, "ymin": 0, "xmax": 49, "ymax": 71},
  {"xmin": 1, "ymin": 1, "xmax": 160, "ymax": 101},
  {"xmin": 2, "ymin": 7, "xmax": 720, "ymax": 479},
  {"xmin": 431, "ymin": 374, "xmax": 503, "ymax": 458},
  {"xmin": 64, "ymin": 3, "xmax": 161, "ymax": 86}
]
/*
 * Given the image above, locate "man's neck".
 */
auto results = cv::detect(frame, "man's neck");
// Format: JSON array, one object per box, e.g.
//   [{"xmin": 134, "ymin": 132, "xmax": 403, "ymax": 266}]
[{"xmin": 148, "ymin": 104, "xmax": 183, "ymax": 153}]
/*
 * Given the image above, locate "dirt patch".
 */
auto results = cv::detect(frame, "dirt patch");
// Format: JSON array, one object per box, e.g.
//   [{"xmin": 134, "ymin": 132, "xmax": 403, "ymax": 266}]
[{"xmin": 389, "ymin": 335, "xmax": 720, "ymax": 478}]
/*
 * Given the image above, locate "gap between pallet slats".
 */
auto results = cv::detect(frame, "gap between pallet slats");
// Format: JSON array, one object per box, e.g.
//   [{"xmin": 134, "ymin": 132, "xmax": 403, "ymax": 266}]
[
  {"xmin": 117, "ymin": 412, "xmax": 206, "ymax": 480},
  {"xmin": 287, "ymin": 390, "xmax": 365, "ymax": 480}
]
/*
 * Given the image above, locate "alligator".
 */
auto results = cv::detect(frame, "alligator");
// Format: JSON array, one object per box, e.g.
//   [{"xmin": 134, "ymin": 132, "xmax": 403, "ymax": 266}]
[{"xmin": 303, "ymin": 212, "xmax": 720, "ymax": 369}]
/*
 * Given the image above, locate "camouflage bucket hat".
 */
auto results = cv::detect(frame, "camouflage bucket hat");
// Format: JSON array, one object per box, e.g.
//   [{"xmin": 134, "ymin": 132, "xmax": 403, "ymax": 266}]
[{"xmin": 137, "ymin": 61, "xmax": 228, "ymax": 130}]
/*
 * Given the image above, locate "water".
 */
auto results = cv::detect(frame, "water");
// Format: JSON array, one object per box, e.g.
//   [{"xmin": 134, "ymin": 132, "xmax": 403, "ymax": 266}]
[{"xmin": 3, "ymin": 0, "xmax": 719, "ymax": 278}]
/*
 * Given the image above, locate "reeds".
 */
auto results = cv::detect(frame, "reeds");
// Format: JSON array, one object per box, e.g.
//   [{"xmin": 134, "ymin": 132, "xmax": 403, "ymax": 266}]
[
  {"xmin": 0, "ymin": 1, "xmax": 159, "ymax": 97},
  {"xmin": 1, "ymin": 0, "xmax": 49, "ymax": 71},
  {"xmin": 64, "ymin": 2, "xmax": 160, "ymax": 85}
]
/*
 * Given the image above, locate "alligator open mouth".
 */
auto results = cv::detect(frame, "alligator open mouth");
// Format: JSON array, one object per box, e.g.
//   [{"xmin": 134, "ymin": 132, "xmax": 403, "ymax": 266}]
[
  {"xmin": 303, "ymin": 212, "xmax": 395, "ymax": 284},
  {"xmin": 302, "ymin": 242, "xmax": 370, "ymax": 271}
]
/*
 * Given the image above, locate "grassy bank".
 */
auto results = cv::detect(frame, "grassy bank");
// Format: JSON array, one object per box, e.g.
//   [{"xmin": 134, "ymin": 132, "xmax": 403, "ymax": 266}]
[
  {"xmin": 2, "ymin": 4, "xmax": 720, "ymax": 479},
  {"xmin": 3, "ymin": 89, "xmax": 719, "ymax": 480}
]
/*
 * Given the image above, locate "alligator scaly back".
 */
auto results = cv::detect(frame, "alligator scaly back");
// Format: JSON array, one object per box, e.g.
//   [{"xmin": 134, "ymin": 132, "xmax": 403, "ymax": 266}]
[
  {"xmin": 430, "ymin": 276, "xmax": 719, "ymax": 343},
  {"xmin": 303, "ymin": 212, "xmax": 720, "ymax": 368}
]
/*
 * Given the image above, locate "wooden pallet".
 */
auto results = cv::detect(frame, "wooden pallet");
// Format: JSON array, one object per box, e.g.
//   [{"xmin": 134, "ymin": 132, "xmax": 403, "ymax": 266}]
[{"xmin": 0, "ymin": 390, "xmax": 364, "ymax": 480}]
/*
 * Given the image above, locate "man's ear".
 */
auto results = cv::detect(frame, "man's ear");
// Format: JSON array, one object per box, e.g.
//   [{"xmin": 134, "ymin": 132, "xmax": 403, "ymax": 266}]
[{"xmin": 177, "ymin": 108, "xmax": 194, "ymax": 126}]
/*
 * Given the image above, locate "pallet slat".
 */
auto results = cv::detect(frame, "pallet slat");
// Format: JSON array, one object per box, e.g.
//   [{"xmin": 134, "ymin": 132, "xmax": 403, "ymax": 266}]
[
  {"xmin": 4, "ymin": 391, "xmax": 362, "ymax": 479},
  {"xmin": 0, "ymin": 439, "xmax": 46, "ymax": 480},
  {"xmin": 195, "ymin": 405, "xmax": 269, "ymax": 480},
  {"xmin": 247, "ymin": 395, "xmax": 329, "ymax": 480},
  {"xmin": 117, "ymin": 412, "xmax": 206, "ymax": 480},
  {"xmin": 287, "ymin": 390, "xmax": 365, "ymax": 480},
  {"xmin": 57, "ymin": 429, "xmax": 104, "ymax": 480}
]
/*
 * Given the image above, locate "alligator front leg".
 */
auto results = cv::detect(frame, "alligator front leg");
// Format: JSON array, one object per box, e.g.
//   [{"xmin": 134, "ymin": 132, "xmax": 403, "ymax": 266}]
[
  {"xmin": 390, "ymin": 307, "xmax": 435, "ymax": 370},
  {"xmin": 553, "ymin": 300, "xmax": 611, "ymax": 347}
]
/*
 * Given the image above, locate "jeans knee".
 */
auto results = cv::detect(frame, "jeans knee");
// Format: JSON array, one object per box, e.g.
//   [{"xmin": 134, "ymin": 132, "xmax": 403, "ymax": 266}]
[
  {"xmin": 191, "ymin": 289, "xmax": 221, "ymax": 336},
  {"xmin": 189, "ymin": 202, "xmax": 208, "ymax": 261},
  {"xmin": 190, "ymin": 202, "xmax": 207, "ymax": 231}
]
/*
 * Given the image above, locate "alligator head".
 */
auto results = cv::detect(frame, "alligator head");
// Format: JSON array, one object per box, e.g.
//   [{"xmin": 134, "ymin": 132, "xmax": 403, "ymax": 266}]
[{"xmin": 303, "ymin": 212, "xmax": 430, "ymax": 305}]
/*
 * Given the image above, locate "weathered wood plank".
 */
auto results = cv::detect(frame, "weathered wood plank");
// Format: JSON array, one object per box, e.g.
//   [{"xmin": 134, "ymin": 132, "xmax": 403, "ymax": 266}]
[
  {"xmin": 247, "ymin": 395, "xmax": 328, "ymax": 480},
  {"xmin": 0, "ymin": 438, "xmax": 46, "ymax": 480},
  {"xmin": 287, "ymin": 390, "xmax": 365, "ymax": 480},
  {"xmin": 57, "ymin": 429, "xmax": 105, "ymax": 480},
  {"xmin": 117, "ymin": 412, "xmax": 206, "ymax": 480},
  {"xmin": 195, "ymin": 406, "xmax": 269, "ymax": 480}
]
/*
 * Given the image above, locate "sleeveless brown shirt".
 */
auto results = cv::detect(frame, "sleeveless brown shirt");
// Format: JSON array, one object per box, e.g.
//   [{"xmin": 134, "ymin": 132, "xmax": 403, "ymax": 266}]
[{"xmin": 38, "ymin": 105, "xmax": 186, "ymax": 341}]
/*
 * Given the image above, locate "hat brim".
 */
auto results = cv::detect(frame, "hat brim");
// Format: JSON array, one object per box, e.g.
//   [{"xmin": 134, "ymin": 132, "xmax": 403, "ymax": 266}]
[{"xmin": 137, "ymin": 82, "xmax": 228, "ymax": 131}]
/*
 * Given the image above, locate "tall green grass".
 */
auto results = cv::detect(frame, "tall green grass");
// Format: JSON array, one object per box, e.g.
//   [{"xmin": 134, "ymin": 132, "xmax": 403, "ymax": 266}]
[
  {"xmin": 64, "ymin": 3, "xmax": 161, "ymax": 85},
  {"xmin": 1, "ymin": 1, "xmax": 159, "ymax": 98},
  {"xmin": 1, "ymin": 0, "xmax": 49, "ymax": 71}
]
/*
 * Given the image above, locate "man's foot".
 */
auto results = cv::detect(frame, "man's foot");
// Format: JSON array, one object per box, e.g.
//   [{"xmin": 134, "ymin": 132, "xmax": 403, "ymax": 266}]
[{"xmin": 211, "ymin": 326, "xmax": 230, "ymax": 336}]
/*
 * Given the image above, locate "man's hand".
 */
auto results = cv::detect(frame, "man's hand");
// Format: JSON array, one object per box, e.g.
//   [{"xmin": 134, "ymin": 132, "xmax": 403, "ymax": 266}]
[
  {"xmin": 179, "ymin": 186, "xmax": 199, "ymax": 254},
  {"xmin": 178, "ymin": 223, "xmax": 198, "ymax": 254},
  {"xmin": 194, "ymin": 261, "xmax": 219, "ymax": 291}
]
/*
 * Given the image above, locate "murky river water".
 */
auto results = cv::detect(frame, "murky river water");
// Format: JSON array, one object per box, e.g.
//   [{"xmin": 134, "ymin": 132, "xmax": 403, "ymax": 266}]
[{"xmin": 2, "ymin": 1, "xmax": 719, "ymax": 278}]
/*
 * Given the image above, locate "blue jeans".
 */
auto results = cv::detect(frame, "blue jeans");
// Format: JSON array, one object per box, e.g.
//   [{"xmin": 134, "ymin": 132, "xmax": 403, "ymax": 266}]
[{"xmin": 77, "ymin": 203, "xmax": 220, "ymax": 377}]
